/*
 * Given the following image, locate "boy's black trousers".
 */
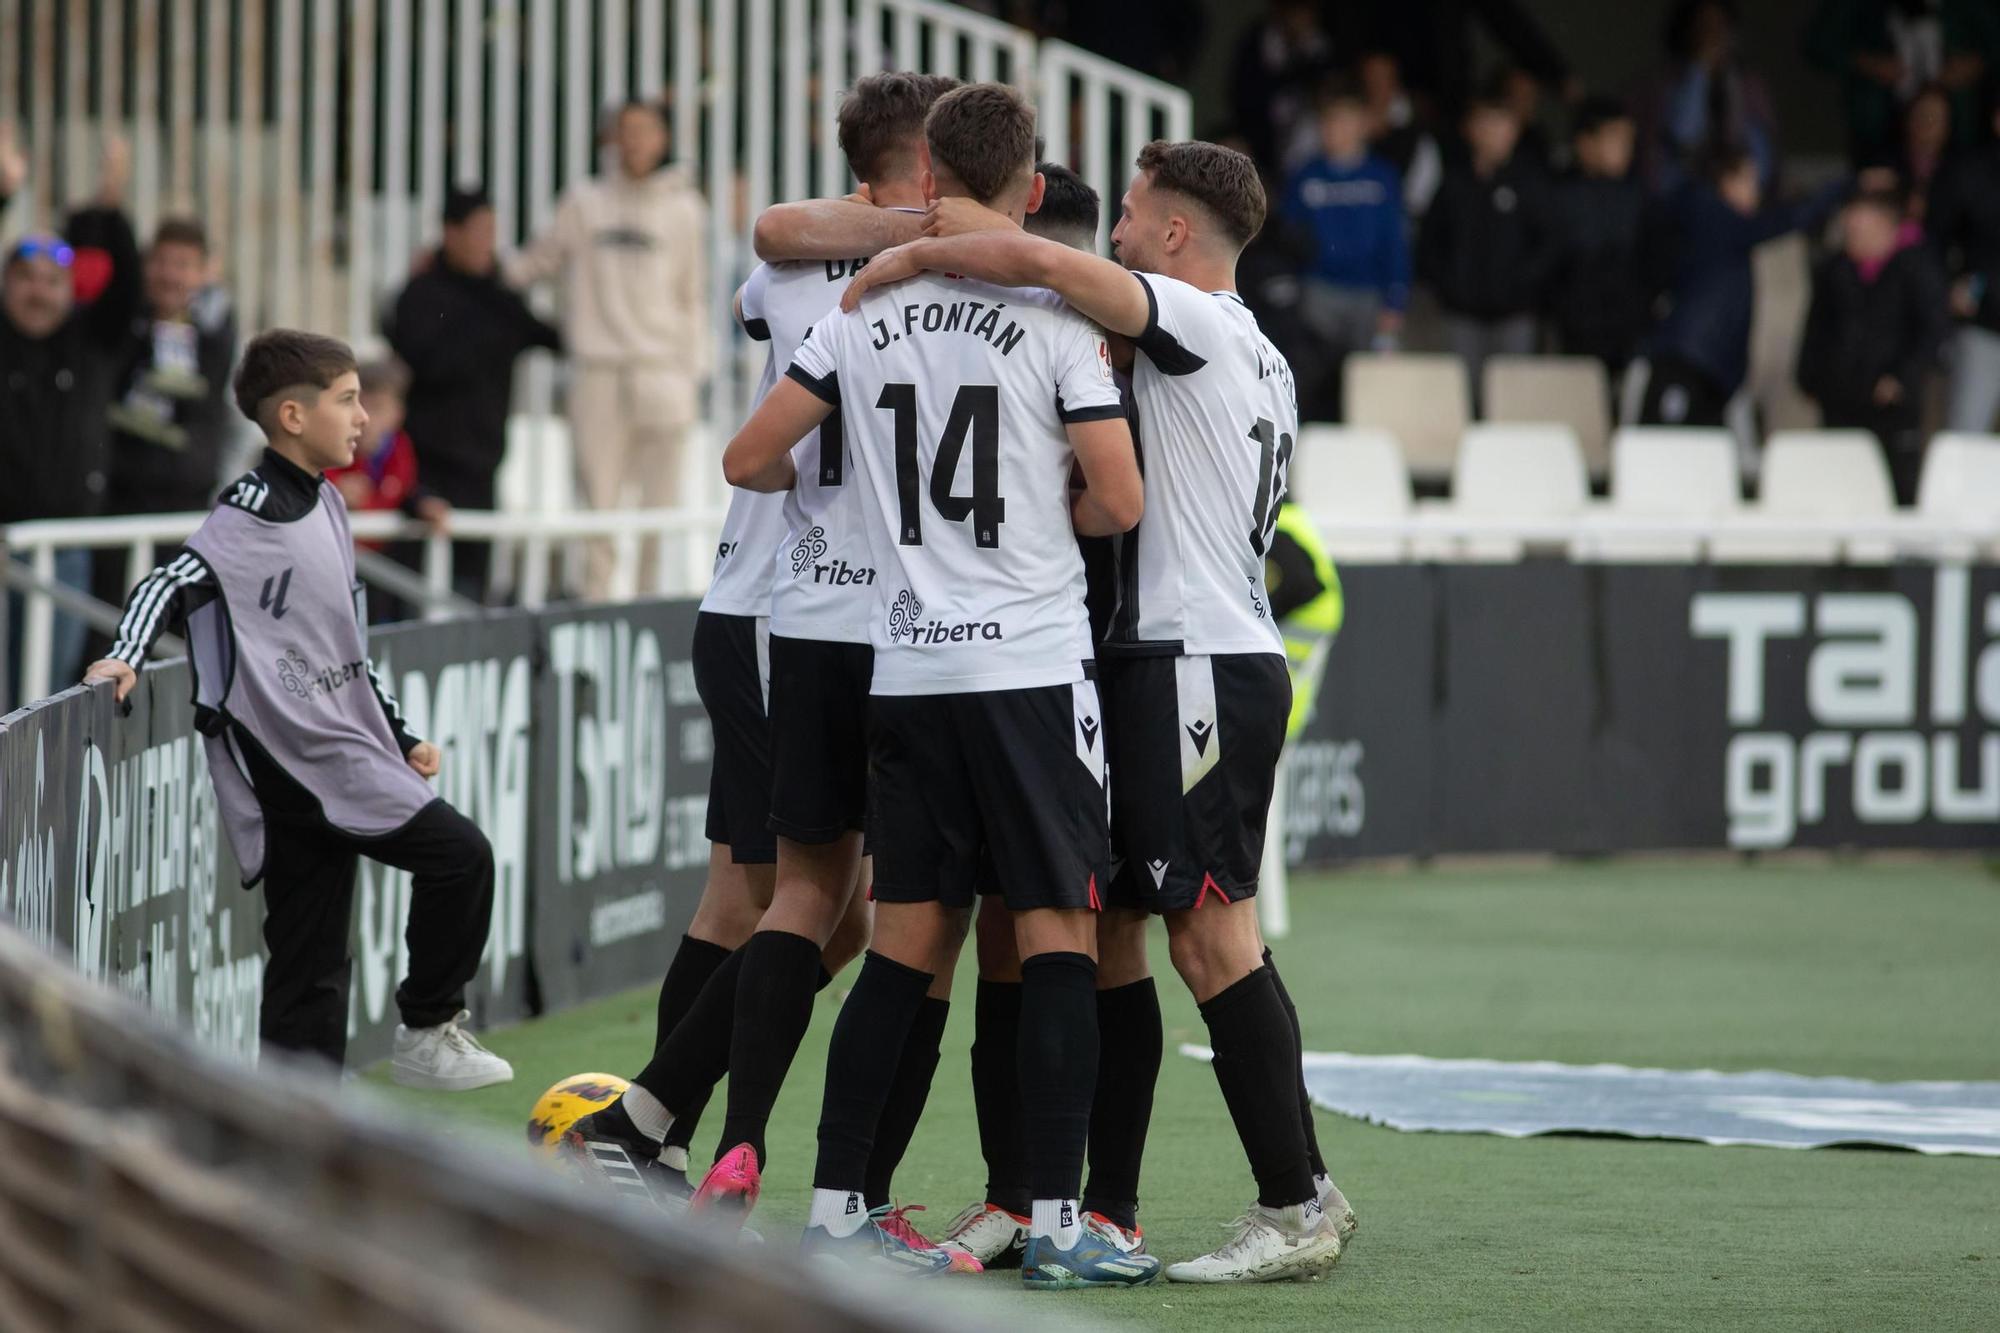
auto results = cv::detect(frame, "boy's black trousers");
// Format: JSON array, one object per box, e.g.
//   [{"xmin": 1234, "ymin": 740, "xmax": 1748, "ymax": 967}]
[{"xmin": 258, "ymin": 798, "xmax": 496, "ymax": 1069}]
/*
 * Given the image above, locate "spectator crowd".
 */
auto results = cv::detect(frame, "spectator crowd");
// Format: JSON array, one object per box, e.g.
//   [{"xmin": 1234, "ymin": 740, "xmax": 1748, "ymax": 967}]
[
  {"xmin": 2, "ymin": 98, "xmax": 707, "ymax": 703},
  {"xmin": 1216, "ymin": 0, "xmax": 2000, "ymax": 509}
]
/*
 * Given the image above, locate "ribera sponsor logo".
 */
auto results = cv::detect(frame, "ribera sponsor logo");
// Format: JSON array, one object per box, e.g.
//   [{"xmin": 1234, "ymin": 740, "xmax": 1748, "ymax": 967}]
[{"xmin": 1692, "ymin": 566, "xmax": 2000, "ymax": 849}]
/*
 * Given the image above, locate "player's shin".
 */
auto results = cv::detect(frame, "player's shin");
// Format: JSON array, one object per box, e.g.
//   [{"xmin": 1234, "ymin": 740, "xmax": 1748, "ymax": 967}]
[
  {"xmin": 810, "ymin": 947, "xmax": 936, "ymax": 1233},
  {"xmin": 1017, "ymin": 946, "xmax": 1099, "ymax": 1251},
  {"xmin": 1197, "ymin": 963, "xmax": 1318, "ymax": 1215}
]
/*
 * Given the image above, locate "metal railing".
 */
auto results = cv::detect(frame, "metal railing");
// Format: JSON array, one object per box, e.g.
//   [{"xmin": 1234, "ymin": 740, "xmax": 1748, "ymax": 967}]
[
  {"xmin": 2, "ymin": 504, "xmax": 728, "ymax": 704},
  {"xmin": 0, "ymin": 918, "xmax": 961, "ymax": 1333}
]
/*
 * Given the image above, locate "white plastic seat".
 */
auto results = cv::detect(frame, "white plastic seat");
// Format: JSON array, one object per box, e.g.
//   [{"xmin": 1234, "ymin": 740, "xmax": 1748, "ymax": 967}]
[
  {"xmin": 1482, "ymin": 355, "xmax": 1612, "ymax": 479},
  {"xmin": 1709, "ymin": 430, "xmax": 1895, "ymax": 564},
  {"xmin": 1289, "ymin": 424, "xmax": 1413, "ymax": 561},
  {"xmin": 1917, "ymin": 433, "xmax": 2000, "ymax": 559},
  {"xmin": 1447, "ymin": 424, "xmax": 1589, "ymax": 561},
  {"xmin": 1343, "ymin": 353, "xmax": 1470, "ymax": 483},
  {"xmin": 1582, "ymin": 427, "xmax": 1741, "ymax": 561}
]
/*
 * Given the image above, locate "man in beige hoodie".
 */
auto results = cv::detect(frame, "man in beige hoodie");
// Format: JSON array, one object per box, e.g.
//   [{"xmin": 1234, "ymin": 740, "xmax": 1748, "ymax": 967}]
[{"xmin": 508, "ymin": 99, "xmax": 710, "ymax": 597}]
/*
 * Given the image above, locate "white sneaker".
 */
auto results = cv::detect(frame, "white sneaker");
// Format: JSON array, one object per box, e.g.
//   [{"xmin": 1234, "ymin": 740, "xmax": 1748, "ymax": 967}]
[
  {"xmin": 1318, "ymin": 1178, "xmax": 1358, "ymax": 1247},
  {"xmin": 937, "ymin": 1201, "xmax": 1031, "ymax": 1270},
  {"xmin": 1164, "ymin": 1203, "xmax": 1343, "ymax": 1284},
  {"xmin": 391, "ymin": 1010, "xmax": 514, "ymax": 1091},
  {"xmin": 1084, "ymin": 1210, "xmax": 1147, "ymax": 1256}
]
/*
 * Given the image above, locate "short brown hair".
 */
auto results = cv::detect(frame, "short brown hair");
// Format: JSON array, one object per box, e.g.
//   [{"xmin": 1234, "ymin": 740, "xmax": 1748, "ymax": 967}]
[
  {"xmin": 839, "ymin": 72, "xmax": 959, "ymax": 185},
  {"xmin": 151, "ymin": 216, "xmax": 209, "ymax": 255},
  {"xmin": 925, "ymin": 83, "xmax": 1037, "ymax": 205},
  {"xmin": 1135, "ymin": 139, "xmax": 1267, "ymax": 248},
  {"xmin": 233, "ymin": 329, "xmax": 358, "ymax": 431}
]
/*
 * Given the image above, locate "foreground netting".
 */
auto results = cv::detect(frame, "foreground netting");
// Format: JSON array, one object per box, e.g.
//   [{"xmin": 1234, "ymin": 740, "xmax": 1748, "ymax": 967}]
[{"xmin": 0, "ymin": 924, "xmax": 959, "ymax": 1333}]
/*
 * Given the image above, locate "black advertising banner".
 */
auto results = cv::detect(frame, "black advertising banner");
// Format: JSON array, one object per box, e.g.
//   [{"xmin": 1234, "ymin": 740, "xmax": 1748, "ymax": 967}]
[
  {"xmin": 352, "ymin": 614, "xmax": 543, "ymax": 1065},
  {"xmin": 531, "ymin": 599, "xmax": 708, "ymax": 1011}
]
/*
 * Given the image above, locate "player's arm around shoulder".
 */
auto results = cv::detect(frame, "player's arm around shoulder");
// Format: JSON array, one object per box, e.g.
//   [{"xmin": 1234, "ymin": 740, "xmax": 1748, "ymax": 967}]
[
  {"xmin": 841, "ymin": 220, "xmax": 1150, "ymax": 339},
  {"xmin": 751, "ymin": 186, "xmax": 921, "ymax": 262}
]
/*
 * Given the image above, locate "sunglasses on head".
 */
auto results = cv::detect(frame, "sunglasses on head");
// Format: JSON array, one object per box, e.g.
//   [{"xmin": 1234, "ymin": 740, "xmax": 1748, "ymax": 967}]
[{"xmin": 7, "ymin": 236, "xmax": 75, "ymax": 268}]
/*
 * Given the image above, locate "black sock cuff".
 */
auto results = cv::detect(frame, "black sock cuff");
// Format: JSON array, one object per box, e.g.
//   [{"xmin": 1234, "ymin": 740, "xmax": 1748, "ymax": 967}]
[
  {"xmin": 682, "ymin": 933, "xmax": 734, "ymax": 966},
  {"xmin": 1095, "ymin": 975, "xmax": 1159, "ymax": 1018},
  {"xmin": 913, "ymin": 995, "xmax": 950, "ymax": 1039},
  {"xmin": 859, "ymin": 949, "xmax": 935, "ymax": 991},
  {"xmin": 1021, "ymin": 950, "xmax": 1097, "ymax": 992},
  {"xmin": 1198, "ymin": 963, "xmax": 1275, "ymax": 1021}
]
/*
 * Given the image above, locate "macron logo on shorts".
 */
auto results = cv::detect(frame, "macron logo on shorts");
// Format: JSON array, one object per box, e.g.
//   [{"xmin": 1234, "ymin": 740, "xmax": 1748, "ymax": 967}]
[{"xmin": 1147, "ymin": 859, "xmax": 1169, "ymax": 888}]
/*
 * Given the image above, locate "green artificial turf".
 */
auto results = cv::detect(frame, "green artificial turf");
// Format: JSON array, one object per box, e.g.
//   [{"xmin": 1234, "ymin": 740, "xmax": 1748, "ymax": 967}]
[{"xmin": 362, "ymin": 860, "xmax": 2000, "ymax": 1331}]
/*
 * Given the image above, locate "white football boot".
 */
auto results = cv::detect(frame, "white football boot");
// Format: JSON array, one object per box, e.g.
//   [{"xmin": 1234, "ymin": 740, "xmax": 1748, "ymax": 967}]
[
  {"xmin": 936, "ymin": 1201, "xmax": 1031, "ymax": 1270},
  {"xmin": 1318, "ymin": 1176, "xmax": 1358, "ymax": 1247},
  {"xmin": 1164, "ymin": 1200, "xmax": 1343, "ymax": 1284},
  {"xmin": 391, "ymin": 1010, "xmax": 514, "ymax": 1091}
]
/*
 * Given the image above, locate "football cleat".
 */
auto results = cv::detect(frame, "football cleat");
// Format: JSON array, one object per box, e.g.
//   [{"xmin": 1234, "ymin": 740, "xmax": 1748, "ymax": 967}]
[
  {"xmin": 1084, "ymin": 1211, "xmax": 1146, "ymax": 1256},
  {"xmin": 688, "ymin": 1142, "xmax": 761, "ymax": 1231},
  {"xmin": 801, "ymin": 1206, "xmax": 956, "ymax": 1278},
  {"xmin": 558, "ymin": 1101, "xmax": 687, "ymax": 1213},
  {"xmin": 1163, "ymin": 1203, "xmax": 1342, "ymax": 1284},
  {"xmin": 1318, "ymin": 1178, "xmax": 1358, "ymax": 1247},
  {"xmin": 1021, "ymin": 1229, "xmax": 1162, "ymax": 1290},
  {"xmin": 873, "ymin": 1204, "xmax": 984, "ymax": 1274},
  {"xmin": 937, "ymin": 1201, "xmax": 1031, "ymax": 1271}
]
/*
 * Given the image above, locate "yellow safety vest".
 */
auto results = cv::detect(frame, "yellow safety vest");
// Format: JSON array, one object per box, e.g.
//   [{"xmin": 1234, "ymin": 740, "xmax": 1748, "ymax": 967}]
[{"xmin": 1266, "ymin": 503, "xmax": 1343, "ymax": 740}]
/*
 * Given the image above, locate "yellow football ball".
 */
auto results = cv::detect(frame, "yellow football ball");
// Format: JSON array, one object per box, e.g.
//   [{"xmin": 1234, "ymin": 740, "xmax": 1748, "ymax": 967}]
[{"xmin": 526, "ymin": 1072, "xmax": 630, "ymax": 1153}]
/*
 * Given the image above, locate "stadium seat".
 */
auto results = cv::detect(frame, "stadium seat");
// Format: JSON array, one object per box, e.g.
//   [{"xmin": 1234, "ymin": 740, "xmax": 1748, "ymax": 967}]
[
  {"xmin": 1448, "ymin": 424, "xmax": 1589, "ymax": 561},
  {"xmin": 1581, "ymin": 427, "xmax": 1742, "ymax": 561},
  {"xmin": 1343, "ymin": 352, "xmax": 1469, "ymax": 483},
  {"xmin": 1289, "ymin": 424, "xmax": 1413, "ymax": 560},
  {"xmin": 1917, "ymin": 433, "xmax": 2000, "ymax": 559},
  {"xmin": 1482, "ymin": 355, "xmax": 1613, "ymax": 479},
  {"xmin": 1709, "ymin": 429, "xmax": 1895, "ymax": 564}
]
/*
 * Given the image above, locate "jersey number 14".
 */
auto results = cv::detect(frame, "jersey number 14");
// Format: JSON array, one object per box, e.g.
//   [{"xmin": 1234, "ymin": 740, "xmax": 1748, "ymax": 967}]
[{"xmin": 877, "ymin": 382, "xmax": 1007, "ymax": 549}]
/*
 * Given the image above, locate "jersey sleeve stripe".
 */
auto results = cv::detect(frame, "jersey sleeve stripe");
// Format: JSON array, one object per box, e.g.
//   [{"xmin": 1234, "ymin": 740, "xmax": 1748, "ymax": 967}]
[
  {"xmin": 1131, "ymin": 272, "xmax": 1208, "ymax": 377},
  {"xmin": 741, "ymin": 316, "xmax": 772, "ymax": 341},
  {"xmin": 1057, "ymin": 400, "xmax": 1127, "ymax": 424},
  {"xmin": 785, "ymin": 361, "xmax": 841, "ymax": 405}
]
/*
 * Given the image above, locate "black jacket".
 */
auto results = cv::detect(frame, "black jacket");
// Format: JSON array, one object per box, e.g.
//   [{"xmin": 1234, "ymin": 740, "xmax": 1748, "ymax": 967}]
[
  {"xmin": 1928, "ymin": 143, "xmax": 2000, "ymax": 334},
  {"xmin": 1546, "ymin": 173, "xmax": 1661, "ymax": 369},
  {"xmin": 1416, "ymin": 157, "xmax": 1554, "ymax": 319},
  {"xmin": 104, "ymin": 293, "xmax": 239, "ymax": 513},
  {"xmin": 1649, "ymin": 178, "xmax": 1846, "ymax": 395},
  {"xmin": 1797, "ymin": 247, "xmax": 1948, "ymax": 425},
  {"xmin": 0, "ymin": 204, "xmax": 143, "ymax": 523},
  {"xmin": 384, "ymin": 263, "xmax": 561, "ymax": 498}
]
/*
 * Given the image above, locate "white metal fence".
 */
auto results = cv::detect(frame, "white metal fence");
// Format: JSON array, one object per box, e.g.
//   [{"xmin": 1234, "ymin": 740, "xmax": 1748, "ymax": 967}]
[{"xmin": 0, "ymin": 0, "xmax": 1189, "ymax": 422}]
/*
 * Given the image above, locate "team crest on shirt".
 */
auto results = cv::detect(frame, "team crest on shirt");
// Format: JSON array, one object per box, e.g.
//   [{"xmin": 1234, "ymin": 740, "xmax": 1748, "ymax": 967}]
[
  {"xmin": 1096, "ymin": 336, "xmax": 1113, "ymax": 381},
  {"xmin": 887, "ymin": 589, "xmax": 925, "ymax": 642},
  {"xmin": 789, "ymin": 525, "xmax": 830, "ymax": 576}
]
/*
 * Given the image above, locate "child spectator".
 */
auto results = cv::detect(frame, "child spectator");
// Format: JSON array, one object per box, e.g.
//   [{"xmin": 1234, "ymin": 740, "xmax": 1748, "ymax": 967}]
[
  {"xmin": 327, "ymin": 360, "xmax": 450, "ymax": 623},
  {"xmin": 1796, "ymin": 189, "xmax": 1947, "ymax": 505},
  {"xmin": 1548, "ymin": 97, "xmax": 1658, "ymax": 376},
  {"xmin": 1642, "ymin": 148, "xmax": 1846, "ymax": 427},
  {"xmin": 327, "ymin": 359, "xmax": 449, "ymax": 537},
  {"xmin": 1417, "ymin": 84, "xmax": 1555, "ymax": 410},
  {"xmin": 1282, "ymin": 79, "xmax": 1411, "ymax": 418}
]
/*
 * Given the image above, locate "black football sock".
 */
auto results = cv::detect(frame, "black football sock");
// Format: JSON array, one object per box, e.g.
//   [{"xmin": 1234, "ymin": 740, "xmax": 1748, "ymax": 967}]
[
  {"xmin": 972, "ymin": 979, "xmax": 1031, "ymax": 1216},
  {"xmin": 1199, "ymin": 964, "xmax": 1316, "ymax": 1209},
  {"xmin": 631, "ymin": 946, "xmax": 745, "ymax": 1116},
  {"xmin": 652, "ymin": 935, "xmax": 732, "ymax": 1156},
  {"xmin": 1018, "ymin": 951, "xmax": 1099, "ymax": 1204},
  {"xmin": 863, "ymin": 996, "xmax": 949, "ymax": 1209},
  {"xmin": 1265, "ymin": 947, "xmax": 1327, "ymax": 1179},
  {"xmin": 1080, "ymin": 977, "xmax": 1161, "ymax": 1231},
  {"xmin": 814, "ymin": 951, "xmax": 934, "ymax": 1192},
  {"xmin": 714, "ymin": 929, "xmax": 825, "ymax": 1169}
]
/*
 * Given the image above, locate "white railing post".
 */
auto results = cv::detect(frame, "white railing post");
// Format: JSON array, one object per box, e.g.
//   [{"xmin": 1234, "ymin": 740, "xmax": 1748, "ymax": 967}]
[{"xmin": 22, "ymin": 543, "xmax": 55, "ymax": 706}]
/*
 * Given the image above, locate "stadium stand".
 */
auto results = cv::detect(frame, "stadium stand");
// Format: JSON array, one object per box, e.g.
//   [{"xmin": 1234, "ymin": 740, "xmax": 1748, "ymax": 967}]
[
  {"xmin": 1584, "ymin": 427, "xmax": 1743, "ymax": 561},
  {"xmin": 1342, "ymin": 353, "xmax": 1470, "ymax": 485},
  {"xmin": 1448, "ymin": 424, "xmax": 1590, "ymax": 561},
  {"xmin": 1288, "ymin": 425, "xmax": 1413, "ymax": 561},
  {"xmin": 1708, "ymin": 429, "xmax": 1897, "ymax": 564},
  {"xmin": 1480, "ymin": 355, "xmax": 1614, "ymax": 481}
]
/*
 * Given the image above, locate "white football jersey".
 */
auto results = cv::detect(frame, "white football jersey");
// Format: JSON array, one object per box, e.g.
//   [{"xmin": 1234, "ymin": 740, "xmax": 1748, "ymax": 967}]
[
  {"xmin": 700, "ymin": 271, "xmax": 796, "ymax": 617},
  {"xmin": 787, "ymin": 274, "xmax": 1124, "ymax": 696},
  {"xmin": 754, "ymin": 247, "xmax": 907, "ymax": 642},
  {"xmin": 1108, "ymin": 272, "xmax": 1296, "ymax": 658}
]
